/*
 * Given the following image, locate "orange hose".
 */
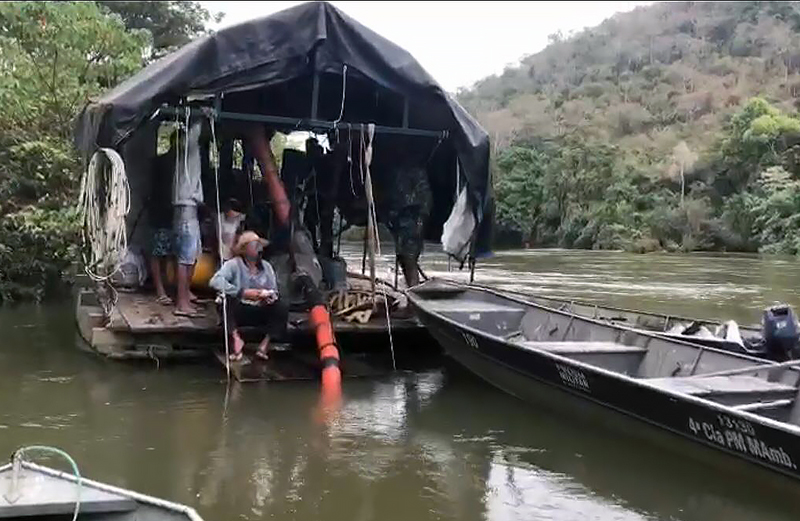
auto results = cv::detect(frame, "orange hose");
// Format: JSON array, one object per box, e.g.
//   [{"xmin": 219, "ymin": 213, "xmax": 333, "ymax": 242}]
[
  {"xmin": 310, "ymin": 304, "xmax": 342, "ymax": 398},
  {"xmin": 245, "ymin": 125, "xmax": 290, "ymax": 225},
  {"xmin": 321, "ymin": 366, "xmax": 342, "ymax": 388},
  {"xmin": 320, "ymin": 344, "xmax": 339, "ymax": 362},
  {"xmin": 310, "ymin": 304, "xmax": 329, "ymax": 328}
]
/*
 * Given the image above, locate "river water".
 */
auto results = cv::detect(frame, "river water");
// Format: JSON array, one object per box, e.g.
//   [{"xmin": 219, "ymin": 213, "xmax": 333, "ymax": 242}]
[{"xmin": 1, "ymin": 248, "xmax": 799, "ymax": 520}]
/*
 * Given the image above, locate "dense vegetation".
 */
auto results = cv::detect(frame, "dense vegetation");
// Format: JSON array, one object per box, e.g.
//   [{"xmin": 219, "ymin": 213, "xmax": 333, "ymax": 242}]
[
  {"xmin": 459, "ymin": 1, "xmax": 800, "ymax": 254},
  {"xmin": 5, "ymin": 1, "xmax": 800, "ymax": 301},
  {"xmin": 0, "ymin": 1, "xmax": 218, "ymax": 302}
]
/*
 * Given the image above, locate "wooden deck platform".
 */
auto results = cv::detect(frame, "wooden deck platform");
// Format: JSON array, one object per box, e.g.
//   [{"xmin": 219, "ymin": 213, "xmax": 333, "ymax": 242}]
[
  {"xmin": 75, "ymin": 285, "xmax": 429, "ymax": 362},
  {"xmin": 213, "ymin": 346, "xmax": 391, "ymax": 383},
  {"xmin": 105, "ymin": 291, "xmax": 423, "ymax": 335}
]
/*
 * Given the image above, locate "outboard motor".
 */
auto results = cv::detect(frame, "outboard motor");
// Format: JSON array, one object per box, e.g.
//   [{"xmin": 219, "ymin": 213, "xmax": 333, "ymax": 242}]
[{"xmin": 761, "ymin": 304, "xmax": 800, "ymax": 361}]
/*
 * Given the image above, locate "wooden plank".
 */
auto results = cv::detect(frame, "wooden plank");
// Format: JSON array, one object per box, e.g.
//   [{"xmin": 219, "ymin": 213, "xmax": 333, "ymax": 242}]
[
  {"xmin": 214, "ymin": 346, "xmax": 316, "ymax": 383},
  {"xmin": 111, "ymin": 293, "xmax": 421, "ymax": 335},
  {"xmin": 90, "ymin": 327, "xmax": 135, "ymax": 357},
  {"xmin": 216, "ymin": 347, "xmax": 390, "ymax": 383},
  {"xmin": 107, "ymin": 305, "xmax": 130, "ymax": 331},
  {"xmin": 76, "ymin": 301, "xmax": 105, "ymax": 344},
  {"xmin": 111, "ymin": 292, "xmax": 219, "ymax": 333}
]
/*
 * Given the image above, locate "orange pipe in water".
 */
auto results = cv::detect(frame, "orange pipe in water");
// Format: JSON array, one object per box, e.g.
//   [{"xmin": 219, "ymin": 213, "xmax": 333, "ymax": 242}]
[{"xmin": 310, "ymin": 304, "xmax": 342, "ymax": 400}]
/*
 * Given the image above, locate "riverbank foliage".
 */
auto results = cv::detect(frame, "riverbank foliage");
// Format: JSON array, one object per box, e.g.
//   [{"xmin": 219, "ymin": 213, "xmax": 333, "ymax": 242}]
[
  {"xmin": 0, "ymin": 2, "xmax": 216, "ymax": 302},
  {"xmin": 461, "ymin": 2, "xmax": 800, "ymax": 254}
]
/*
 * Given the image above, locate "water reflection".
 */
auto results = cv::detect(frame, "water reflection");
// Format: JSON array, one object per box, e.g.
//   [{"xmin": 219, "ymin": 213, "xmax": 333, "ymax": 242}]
[{"xmin": 1, "ymin": 249, "xmax": 800, "ymax": 520}]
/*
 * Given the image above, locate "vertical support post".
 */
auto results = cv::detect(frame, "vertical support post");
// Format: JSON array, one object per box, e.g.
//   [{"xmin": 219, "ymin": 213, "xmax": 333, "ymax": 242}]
[
  {"xmin": 311, "ymin": 69, "xmax": 320, "ymax": 120},
  {"xmin": 213, "ymin": 93, "xmax": 222, "ymax": 117},
  {"xmin": 402, "ymin": 97, "xmax": 409, "ymax": 128}
]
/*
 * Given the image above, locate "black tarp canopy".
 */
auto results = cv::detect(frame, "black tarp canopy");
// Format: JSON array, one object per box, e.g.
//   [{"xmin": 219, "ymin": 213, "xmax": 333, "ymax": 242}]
[{"xmin": 74, "ymin": 1, "xmax": 492, "ymax": 254}]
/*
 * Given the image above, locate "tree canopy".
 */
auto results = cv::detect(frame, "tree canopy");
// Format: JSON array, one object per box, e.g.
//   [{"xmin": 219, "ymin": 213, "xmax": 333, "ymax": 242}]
[
  {"xmin": 99, "ymin": 1, "xmax": 223, "ymax": 58},
  {"xmin": 0, "ymin": 1, "xmax": 214, "ymax": 301}
]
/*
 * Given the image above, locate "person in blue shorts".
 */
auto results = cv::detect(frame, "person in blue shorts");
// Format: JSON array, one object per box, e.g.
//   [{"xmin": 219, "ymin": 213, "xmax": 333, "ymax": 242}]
[
  {"xmin": 172, "ymin": 118, "xmax": 205, "ymax": 317},
  {"xmin": 149, "ymin": 138, "xmax": 176, "ymax": 305}
]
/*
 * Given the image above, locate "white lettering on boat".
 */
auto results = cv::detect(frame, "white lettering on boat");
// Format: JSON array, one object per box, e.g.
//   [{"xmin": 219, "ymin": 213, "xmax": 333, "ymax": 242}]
[
  {"xmin": 716, "ymin": 413, "xmax": 755, "ymax": 436},
  {"xmin": 555, "ymin": 363, "xmax": 590, "ymax": 392},
  {"xmin": 688, "ymin": 417, "xmax": 796, "ymax": 469},
  {"xmin": 462, "ymin": 332, "xmax": 479, "ymax": 349}
]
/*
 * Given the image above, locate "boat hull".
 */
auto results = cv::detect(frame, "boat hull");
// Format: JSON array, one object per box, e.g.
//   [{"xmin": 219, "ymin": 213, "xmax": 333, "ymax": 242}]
[{"xmin": 410, "ymin": 291, "xmax": 800, "ymax": 482}]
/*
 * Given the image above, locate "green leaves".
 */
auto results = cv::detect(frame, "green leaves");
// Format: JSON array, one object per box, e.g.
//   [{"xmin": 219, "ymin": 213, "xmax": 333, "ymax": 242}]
[
  {"xmin": 0, "ymin": 2, "xmax": 151, "ymax": 301},
  {"xmin": 99, "ymin": 1, "xmax": 220, "ymax": 58},
  {"xmin": 0, "ymin": 2, "xmax": 149, "ymax": 139},
  {"xmin": 494, "ymin": 147, "xmax": 548, "ymax": 240},
  {"xmin": 494, "ymin": 139, "xmax": 648, "ymax": 249},
  {"xmin": 0, "ymin": 2, "xmax": 218, "ymax": 301},
  {"xmin": 0, "ymin": 207, "xmax": 80, "ymax": 302}
]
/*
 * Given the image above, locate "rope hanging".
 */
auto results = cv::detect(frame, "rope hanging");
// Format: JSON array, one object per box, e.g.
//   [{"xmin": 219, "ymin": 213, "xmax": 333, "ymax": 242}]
[
  {"xmin": 360, "ymin": 123, "xmax": 396, "ymax": 370},
  {"xmin": 208, "ymin": 111, "xmax": 231, "ymax": 381},
  {"xmin": 78, "ymin": 147, "xmax": 130, "ymax": 284}
]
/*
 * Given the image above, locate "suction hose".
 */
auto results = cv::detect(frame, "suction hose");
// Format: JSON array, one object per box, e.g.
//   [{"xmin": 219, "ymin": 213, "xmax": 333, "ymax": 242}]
[
  {"xmin": 310, "ymin": 304, "xmax": 342, "ymax": 390},
  {"xmin": 294, "ymin": 273, "xmax": 342, "ymax": 412}
]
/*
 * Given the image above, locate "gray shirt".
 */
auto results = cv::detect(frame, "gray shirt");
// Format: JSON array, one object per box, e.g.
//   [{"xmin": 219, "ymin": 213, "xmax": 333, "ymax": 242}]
[
  {"xmin": 209, "ymin": 257, "xmax": 278, "ymax": 300},
  {"xmin": 172, "ymin": 119, "xmax": 204, "ymax": 206}
]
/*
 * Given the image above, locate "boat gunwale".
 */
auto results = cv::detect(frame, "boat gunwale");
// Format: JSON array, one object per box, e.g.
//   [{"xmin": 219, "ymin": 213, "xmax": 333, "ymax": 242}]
[
  {"xmin": 465, "ymin": 280, "xmax": 762, "ymax": 333},
  {"xmin": 0, "ymin": 461, "xmax": 204, "ymax": 521},
  {"xmin": 407, "ymin": 281, "xmax": 800, "ymax": 437}
]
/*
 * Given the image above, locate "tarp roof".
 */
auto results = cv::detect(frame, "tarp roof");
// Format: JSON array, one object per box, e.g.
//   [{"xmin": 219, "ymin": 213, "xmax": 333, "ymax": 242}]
[{"xmin": 74, "ymin": 1, "xmax": 492, "ymax": 254}]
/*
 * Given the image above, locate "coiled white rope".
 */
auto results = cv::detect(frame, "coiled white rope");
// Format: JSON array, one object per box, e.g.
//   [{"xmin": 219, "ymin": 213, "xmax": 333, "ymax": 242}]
[
  {"xmin": 78, "ymin": 147, "xmax": 130, "ymax": 283},
  {"xmin": 12, "ymin": 445, "xmax": 81, "ymax": 521}
]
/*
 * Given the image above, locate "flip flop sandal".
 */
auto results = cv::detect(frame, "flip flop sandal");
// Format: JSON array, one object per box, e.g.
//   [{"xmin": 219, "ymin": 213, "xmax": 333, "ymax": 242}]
[
  {"xmin": 254, "ymin": 350, "xmax": 270, "ymax": 362},
  {"xmin": 229, "ymin": 352, "xmax": 244, "ymax": 362},
  {"xmin": 156, "ymin": 295, "xmax": 173, "ymax": 306},
  {"xmin": 174, "ymin": 309, "xmax": 205, "ymax": 319}
]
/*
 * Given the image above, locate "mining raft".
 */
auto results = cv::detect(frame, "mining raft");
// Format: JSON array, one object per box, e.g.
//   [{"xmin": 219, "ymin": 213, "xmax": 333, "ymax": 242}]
[{"xmin": 72, "ymin": 1, "xmax": 492, "ymax": 380}]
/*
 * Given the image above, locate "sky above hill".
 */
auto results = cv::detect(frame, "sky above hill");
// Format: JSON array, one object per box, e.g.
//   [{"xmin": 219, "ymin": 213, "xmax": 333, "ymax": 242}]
[{"xmin": 201, "ymin": 1, "xmax": 652, "ymax": 92}]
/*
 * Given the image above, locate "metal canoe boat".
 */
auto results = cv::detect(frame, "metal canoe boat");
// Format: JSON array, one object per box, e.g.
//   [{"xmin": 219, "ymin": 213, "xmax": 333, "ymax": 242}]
[{"xmin": 408, "ymin": 280, "xmax": 800, "ymax": 481}]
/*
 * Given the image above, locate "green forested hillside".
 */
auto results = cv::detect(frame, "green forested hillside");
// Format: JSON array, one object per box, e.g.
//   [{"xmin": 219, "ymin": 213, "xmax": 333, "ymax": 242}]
[{"xmin": 459, "ymin": 1, "xmax": 800, "ymax": 254}]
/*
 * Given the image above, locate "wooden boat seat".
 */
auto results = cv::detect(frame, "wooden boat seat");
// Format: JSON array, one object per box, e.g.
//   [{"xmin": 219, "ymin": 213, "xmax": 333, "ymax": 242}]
[
  {"xmin": 646, "ymin": 376, "xmax": 798, "ymax": 406},
  {"xmin": 517, "ymin": 341, "xmax": 647, "ymax": 375}
]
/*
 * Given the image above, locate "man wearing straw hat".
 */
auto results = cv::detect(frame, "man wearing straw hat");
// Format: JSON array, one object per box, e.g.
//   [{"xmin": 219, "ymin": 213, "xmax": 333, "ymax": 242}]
[{"xmin": 209, "ymin": 231, "xmax": 288, "ymax": 361}]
